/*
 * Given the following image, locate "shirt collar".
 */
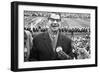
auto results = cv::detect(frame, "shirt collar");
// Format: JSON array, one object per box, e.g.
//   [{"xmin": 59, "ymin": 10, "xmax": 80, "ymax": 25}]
[{"xmin": 48, "ymin": 29, "xmax": 59, "ymax": 41}]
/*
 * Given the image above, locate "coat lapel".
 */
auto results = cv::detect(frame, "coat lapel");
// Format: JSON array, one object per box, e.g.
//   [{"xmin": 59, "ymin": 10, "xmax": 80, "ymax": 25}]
[
  {"xmin": 56, "ymin": 33, "xmax": 62, "ymax": 49},
  {"xmin": 43, "ymin": 32, "xmax": 55, "ymax": 55},
  {"xmin": 43, "ymin": 32, "xmax": 63, "ymax": 59},
  {"xmin": 44, "ymin": 32, "xmax": 63, "ymax": 53}
]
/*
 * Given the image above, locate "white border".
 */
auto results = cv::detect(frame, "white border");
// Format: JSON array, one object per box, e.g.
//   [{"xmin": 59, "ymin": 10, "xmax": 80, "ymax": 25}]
[{"xmin": 18, "ymin": 5, "xmax": 95, "ymax": 68}]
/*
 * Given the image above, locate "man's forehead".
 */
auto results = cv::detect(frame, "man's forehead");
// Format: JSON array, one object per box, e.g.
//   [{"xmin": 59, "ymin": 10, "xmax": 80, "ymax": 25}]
[{"xmin": 50, "ymin": 13, "xmax": 60, "ymax": 19}]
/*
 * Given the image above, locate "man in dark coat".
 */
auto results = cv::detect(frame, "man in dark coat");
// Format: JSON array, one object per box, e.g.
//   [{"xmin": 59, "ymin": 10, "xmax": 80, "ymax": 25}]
[{"xmin": 29, "ymin": 12, "xmax": 74, "ymax": 61}]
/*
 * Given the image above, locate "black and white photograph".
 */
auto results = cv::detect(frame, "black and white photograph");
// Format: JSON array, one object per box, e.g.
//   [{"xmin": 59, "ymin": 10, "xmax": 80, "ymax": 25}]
[
  {"xmin": 11, "ymin": 1, "xmax": 97, "ymax": 71},
  {"xmin": 24, "ymin": 11, "xmax": 91, "ymax": 62}
]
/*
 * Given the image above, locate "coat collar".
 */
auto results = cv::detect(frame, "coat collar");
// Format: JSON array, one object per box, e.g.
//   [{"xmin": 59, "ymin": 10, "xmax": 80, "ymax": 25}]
[{"xmin": 43, "ymin": 32, "xmax": 63, "ymax": 49}]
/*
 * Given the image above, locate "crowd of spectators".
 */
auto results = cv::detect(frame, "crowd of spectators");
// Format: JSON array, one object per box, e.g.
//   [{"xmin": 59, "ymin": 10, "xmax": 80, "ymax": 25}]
[
  {"xmin": 72, "ymin": 35, "xmax": 90, "ymax": 59},
  {"xmin": 24, "ymin": 27, "xmax": 90, "ymax": 61},
  {"xmin": 31, "ymin": 27, "xmax": 90, "ymax": 33}
]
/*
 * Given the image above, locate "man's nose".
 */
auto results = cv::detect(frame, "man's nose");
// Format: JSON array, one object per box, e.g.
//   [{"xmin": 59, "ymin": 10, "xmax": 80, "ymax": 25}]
[{"xmin": 53, "ymin": 20, "xmax": 57, "ymax": 23}]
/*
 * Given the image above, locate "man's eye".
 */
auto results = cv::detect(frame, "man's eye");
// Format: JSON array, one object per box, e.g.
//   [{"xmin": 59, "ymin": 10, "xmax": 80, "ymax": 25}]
[
  {"xmin": 56, "ymin": 19, "xmax": 61, "ymax": 22},
  {"xmin": 49, "ymin": 18, "xmax": 61, "ymax": 22},
  {"xmin": 50, "ymin": 18, "xmax": 55, "ymax": 21}
]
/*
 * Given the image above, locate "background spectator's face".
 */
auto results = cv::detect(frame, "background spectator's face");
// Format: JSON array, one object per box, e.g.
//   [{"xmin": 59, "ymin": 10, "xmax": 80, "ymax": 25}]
[{"xmin": 48, "ymin": 13, "xmax": 61, "ymax": 31}]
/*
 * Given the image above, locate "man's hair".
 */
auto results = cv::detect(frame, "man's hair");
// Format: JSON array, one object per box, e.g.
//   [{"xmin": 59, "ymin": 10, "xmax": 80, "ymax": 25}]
[{"xmin": 48, "ymin": 12, "xmax": 61, "ymax": 19}]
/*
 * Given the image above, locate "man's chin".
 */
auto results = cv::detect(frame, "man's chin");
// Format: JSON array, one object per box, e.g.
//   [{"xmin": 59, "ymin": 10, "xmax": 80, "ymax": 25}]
[{"xmin": 51, "ymin": 28, "xmax": 59, "ymax": 32}]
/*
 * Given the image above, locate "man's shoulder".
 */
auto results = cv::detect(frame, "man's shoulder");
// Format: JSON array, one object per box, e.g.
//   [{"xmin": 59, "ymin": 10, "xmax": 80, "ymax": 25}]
[
  {"xmin": 59, "ymin": 33, "xmax": 72, "ymax": 42},
  {"xmin": 34, "ymin": 32, "xmax": 47, "ymax": 39}
]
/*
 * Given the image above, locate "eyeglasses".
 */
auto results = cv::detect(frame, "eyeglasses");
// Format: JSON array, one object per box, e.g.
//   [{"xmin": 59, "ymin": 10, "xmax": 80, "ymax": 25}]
[{"xmin": 48, "ymin": 18, "xmax": 61, "ymax": 22}]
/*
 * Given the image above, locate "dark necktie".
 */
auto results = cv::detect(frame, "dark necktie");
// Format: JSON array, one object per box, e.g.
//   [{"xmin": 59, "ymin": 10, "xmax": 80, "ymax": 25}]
[{"xmin": 52, "ymin": 36, "xmax": 57, "ymax": 52}]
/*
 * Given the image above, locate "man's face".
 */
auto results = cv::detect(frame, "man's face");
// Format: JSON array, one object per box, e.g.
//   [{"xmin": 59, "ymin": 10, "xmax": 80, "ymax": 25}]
[{"xmin": 48, "ymin": 13, "xmax": 61, "ymax": 31}]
